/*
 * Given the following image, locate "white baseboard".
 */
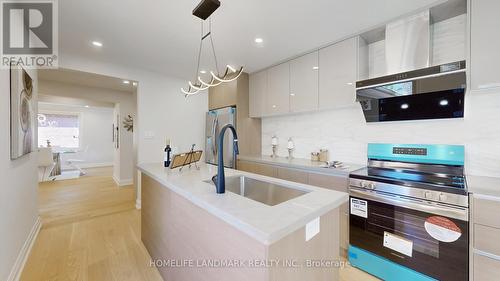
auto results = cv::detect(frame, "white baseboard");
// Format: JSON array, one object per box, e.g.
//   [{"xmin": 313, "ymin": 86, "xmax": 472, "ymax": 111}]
[
  {"xmin": 135, "ymin": 198, "xmax": 141, "ymax": 209},
  {"xmin": 62, "ymin": 162, "xmax": 113, "ymax": 170},
  {"xmin": 113, "ymin": 175, "xmax": 133, "ymax": 187},
  {"xmin": 79, "ymin": 162, "xmax": 113, "ymax": 169},
  {"xmin": 7, "ymin": 216, "xmax": 41, "ymax": 281}
]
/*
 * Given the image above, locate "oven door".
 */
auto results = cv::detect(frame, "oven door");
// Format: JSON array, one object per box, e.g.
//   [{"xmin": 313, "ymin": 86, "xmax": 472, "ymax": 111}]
[{"xmin": 349, "ymin": 188, "xmax": 469, "ymax": 281}]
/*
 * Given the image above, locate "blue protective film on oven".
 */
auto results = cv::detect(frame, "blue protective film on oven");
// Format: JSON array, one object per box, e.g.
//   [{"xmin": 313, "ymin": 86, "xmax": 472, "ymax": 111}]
[
  {"xmin": 348, "ymin": 245, "xmax": 437, "ymax": 281},
  {"xmin": 367, "ymin": 143, "xmax": 465, "ymax": 166}
]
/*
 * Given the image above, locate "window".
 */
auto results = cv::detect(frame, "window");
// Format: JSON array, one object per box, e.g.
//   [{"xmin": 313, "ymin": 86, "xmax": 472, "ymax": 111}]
[{"xmin": 37, "ymin": 112, "xmax": 80, "ymax": 149}]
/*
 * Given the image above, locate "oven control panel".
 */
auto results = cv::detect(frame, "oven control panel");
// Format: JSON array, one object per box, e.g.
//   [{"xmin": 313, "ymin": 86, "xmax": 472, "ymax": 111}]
[
  {"xmin": 367, "ymin": 143, "xmax": 465, "ymax": 166},
  {"xmin": 393, "ymin": 147, "xmax": 427, "ymax": 156},
  {"xmin": 348, "ymin": 178, "xmax": 468, "ymax": 208}
]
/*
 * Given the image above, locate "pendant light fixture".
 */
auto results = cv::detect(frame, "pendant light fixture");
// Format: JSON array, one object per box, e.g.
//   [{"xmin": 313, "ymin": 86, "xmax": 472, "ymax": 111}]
[{"xmin": 181, "ymin": 0, "xmax": 244, "ymax": 97}]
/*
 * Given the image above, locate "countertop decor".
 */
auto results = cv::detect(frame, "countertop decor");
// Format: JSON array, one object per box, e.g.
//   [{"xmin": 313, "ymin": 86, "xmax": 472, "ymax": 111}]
[{"xmin": 238, "ymin": 155, "xmax": 364, "ymax": 176}]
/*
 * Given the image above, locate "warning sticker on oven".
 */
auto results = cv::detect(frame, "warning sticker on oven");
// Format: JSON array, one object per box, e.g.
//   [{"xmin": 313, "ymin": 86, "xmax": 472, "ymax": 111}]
[
  {"xmin": 424, "ymin": 216, "xmax": 462, "ymax": 243},
  {"xmin": 383, "ymin": 231, "xmax": 413, "ymax": 257},
  {"xmin": 350, "ymin": 198, "xmax": 368, "ymax": 218}
]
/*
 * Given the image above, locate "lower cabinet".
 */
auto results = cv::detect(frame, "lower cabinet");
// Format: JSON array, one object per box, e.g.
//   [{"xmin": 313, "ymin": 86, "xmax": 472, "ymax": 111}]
[
  {"xmin": 307, "ymin": 173, "xmax": 349, "ymax": 256},
  {"xmin": 473, "ymin": 253, "xmax": 500, "ymax": 281},
  {"xmin": 276, "ymin": 167, "xmax": 309, "ymax": 184},
  {"xmin": 238, "ymin": 160, "xmax": 278, "ymax": 177},
  {"xmin": 237, "ymin": 160, "xmax": 350, "ymax": 256},
  {"xmin": 472, "ymin": 194, "xmax": 500, "ymax": 280}
]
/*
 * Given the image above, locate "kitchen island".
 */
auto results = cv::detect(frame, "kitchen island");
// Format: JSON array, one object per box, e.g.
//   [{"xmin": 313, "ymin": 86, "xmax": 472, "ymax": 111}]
[{"xmin": 138, "ymin": 162, "xmax": 348, "ymax": 281}]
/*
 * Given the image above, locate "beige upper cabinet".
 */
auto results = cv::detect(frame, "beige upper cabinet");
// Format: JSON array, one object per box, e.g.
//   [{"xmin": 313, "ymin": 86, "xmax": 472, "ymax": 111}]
[
  {"xmin": 265, "ymin": 62, "xmax": 290, "ymax": 116},
  {"xmin": 471, "ymin": 0, "xmax": 500, "ymax": 91},
  {"xmin": 290, "ymin": 51, "xmax": 319, "ymax": 113},
  {"xmin": 249, "ymin": 70, "xmax": 267, "ymax": 117},
  {"xmin": 318, "ymin": 37, "xmax": 358, "ymax": 109}
]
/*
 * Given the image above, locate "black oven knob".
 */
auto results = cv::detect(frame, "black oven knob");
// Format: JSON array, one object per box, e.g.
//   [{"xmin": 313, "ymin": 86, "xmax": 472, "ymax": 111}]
[
  {"xmin": 424, "ymin": 191, "xmax": 433, "ymax": 199},
  {"xmin": 439, "ymin": 193, "xmax": 448, "ymax": 202}
]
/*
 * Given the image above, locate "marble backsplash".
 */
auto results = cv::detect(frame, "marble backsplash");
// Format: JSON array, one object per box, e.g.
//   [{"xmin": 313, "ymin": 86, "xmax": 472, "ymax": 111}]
[{"xmin": 261, "ymin": 91, "xmax": 500, "ymax": 177}]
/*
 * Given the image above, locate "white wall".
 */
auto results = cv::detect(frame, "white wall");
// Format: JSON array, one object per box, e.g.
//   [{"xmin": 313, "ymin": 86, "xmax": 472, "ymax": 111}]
[
  {"xmin": 57, "ymin": 54, "xmax": 208, "ymax": 206},
  {"xmin": 0, "ymin": 68, "xmax": 39, "ymax": 281},
  {"xmin": 57, "ymin": 55, "xmax": 208, "ymax": 164},
  {"xmin": 38, "ymin": 80, "xmax": 135, "ymax": 183},
  {"xmin": 262, "ymin": 91, "xmax": 500, "ymax": 177},
  {"xmin": 38, "ymin": 103, "xmax": 114, "ymax": 169}
]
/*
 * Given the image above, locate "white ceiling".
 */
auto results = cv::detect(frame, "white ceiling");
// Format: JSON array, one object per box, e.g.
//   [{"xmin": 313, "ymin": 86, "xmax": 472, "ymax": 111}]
[
  {"xmin": 39, "ymin": 68, "xmax": 137, "ymax": 93},
  {"xmin": 59, "ymin": 0, "xmax": 441, "ymax": 80}
]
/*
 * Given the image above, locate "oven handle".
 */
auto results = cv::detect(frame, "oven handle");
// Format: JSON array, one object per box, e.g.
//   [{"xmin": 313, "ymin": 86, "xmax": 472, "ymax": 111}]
[{"xmin": 350, "ymin": 187, "xmax": 469, "ymax": 221}]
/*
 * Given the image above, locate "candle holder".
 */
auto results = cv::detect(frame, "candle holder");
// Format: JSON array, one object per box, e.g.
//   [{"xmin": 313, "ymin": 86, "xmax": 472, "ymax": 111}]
[
  {"xmin": 287, "ymin": 137, "xmax": 294, "ymax": 159},
  {"xmin": 271, "ymin": 145, "xmax": 278, "ymax": 158},
  {"xmin": 271, "ymin": 135, "xmax": 278, "ymax": 158}
]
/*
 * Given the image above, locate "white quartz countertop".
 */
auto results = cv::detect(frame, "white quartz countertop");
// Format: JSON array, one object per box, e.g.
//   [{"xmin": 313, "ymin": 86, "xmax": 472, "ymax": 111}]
[
  {"xmin": 138, "ymin": 162, "xmax": 348, "ymax": 245},
  {"xmin": 467, "ymin": 175, "xmax": 500, "ymax": 199},
  {"xmin": 238, "ymin": 155, "xmax": 365, "ymax": 176}
]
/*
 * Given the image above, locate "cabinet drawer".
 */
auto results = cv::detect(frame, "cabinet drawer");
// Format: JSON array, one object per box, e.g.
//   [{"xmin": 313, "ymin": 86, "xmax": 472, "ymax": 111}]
[
  {"xmin": 474, "ymin": 253, "xmax": 500, "ymax": 281},
  {"xmin": 473, "ymin": 196, "xmax": 500, "ymax": 228},
  {"xmin": 307, "ymin": 173, "xmax": 348, "ymax": 193},
  {"xmin": 277, "ymin": 168, "xmax": 309, "ymax": 184},
  {"xmin": 474, "ymin": 224, "xmax": 500, "ymax": 256},
  {"xmin": 237, "ymin": 160, "xmax": 256, "ymax": 173},
  {"xmin": 253, "ymin": 163, "xmax": 278, "ymax": 178}
]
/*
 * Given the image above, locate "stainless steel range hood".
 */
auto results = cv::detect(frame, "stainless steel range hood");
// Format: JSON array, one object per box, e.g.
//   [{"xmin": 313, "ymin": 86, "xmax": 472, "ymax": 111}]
[
  {"xmin": 354, "ymin": 9, "xmax": 468, "ymax": 123},
  {"xmin": 385, "ymin": 10, "xmax": 430, "ymax": 75}
]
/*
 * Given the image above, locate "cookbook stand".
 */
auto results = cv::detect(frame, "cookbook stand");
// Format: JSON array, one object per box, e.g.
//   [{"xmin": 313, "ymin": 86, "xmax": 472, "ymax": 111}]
[{"xmin": 170, "ymin": 145, "xmax": 203, "ymax": 171}]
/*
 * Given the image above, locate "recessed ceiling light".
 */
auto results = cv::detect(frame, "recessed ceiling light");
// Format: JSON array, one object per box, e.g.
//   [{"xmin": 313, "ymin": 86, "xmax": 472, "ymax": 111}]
[
  {"xmin": 272, "ymin": 105, "xmax": 277, "ymax": 108},
  {"xmin": 347, "ymin": 82, "xmax": 354, "ymax": 86},
  {"xmin": 85, "ymin": 105, "xmax": 90, "ymax": 108},
  {"xmin": 123, "ymin": 80, "xmax": 130, "ymax": 84},
  {"xmin": 132, "ymin": 82, "xmax": 137, "ymax": 86},
  {"xmin": 312, "ymin": 66, "xmax": 319, "ymax": 70},
  {"xmin": 200, "ymin": 70, "xmax": 207, "ymax": 74},
  {"xmin": 254, "ymin": 38, "xmax": 263, "ymax": 44},
  {"xmin": 440, "ymin": 99, "xmax": 449, "ymax": 106},
  {"xmin": 290, "ymin": 93, "xmax": 295, "ymax": 96},
  {"xmin": 92, "ymin": 41, "xmax": 103, "ymax": 47},
  {"xmin": 401, "ymin": 103, "xmax": 409, "ymax": 109}
]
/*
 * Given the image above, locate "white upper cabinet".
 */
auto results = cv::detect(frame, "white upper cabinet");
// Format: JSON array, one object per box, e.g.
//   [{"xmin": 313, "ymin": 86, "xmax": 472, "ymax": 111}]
[
  {"xmin": 290, "ymin": 51, "xmax": 319, "ymax": 113},
  {"xmin": 249, "ymin": 70, "xmax": 267, "ymax": 117},
  {"xmin": 319, "ymin": 37, "xmax": 358, "ymax": 109},
  {"xmin": 265, "ymin": 62, "xmax": 290, "ymax": 116},
  {"xmin": 471, "ymin": 0, "xmax": 500, "ymax": 91}
]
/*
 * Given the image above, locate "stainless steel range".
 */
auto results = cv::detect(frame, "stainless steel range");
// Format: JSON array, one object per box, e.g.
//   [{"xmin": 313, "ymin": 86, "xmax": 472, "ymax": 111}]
[{"xmin": 348, "ymin": 143, "xmax": 468, "ymax": 281}]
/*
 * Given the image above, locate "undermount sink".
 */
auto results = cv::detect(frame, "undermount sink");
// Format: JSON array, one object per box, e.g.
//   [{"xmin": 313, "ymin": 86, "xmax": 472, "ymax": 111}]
[{"xmin": 204, "ymin": 175, "xmax": 310, "ymax": 206}]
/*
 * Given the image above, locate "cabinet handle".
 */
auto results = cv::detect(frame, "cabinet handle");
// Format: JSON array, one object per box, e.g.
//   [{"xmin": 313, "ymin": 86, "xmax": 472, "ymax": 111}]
[
  {"xmin": 478, "ymin": 83, "xmax": 500, "ymax": 89},
  {"xmin": 474, "ymin": 249, "xmax": 500, "ymax": 261}
]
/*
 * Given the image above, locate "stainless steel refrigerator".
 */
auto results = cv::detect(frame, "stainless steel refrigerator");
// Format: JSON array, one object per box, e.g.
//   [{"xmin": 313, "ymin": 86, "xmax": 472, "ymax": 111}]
[{"xmin": 205, "ymin": 106, "xmax": 236, "ymax": 168}]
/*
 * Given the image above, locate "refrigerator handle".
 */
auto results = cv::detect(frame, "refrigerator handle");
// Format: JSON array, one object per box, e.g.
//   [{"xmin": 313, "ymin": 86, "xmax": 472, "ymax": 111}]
[{"xmin": 213, "ymin": 116, "xmax": 218, "ymax": 156}]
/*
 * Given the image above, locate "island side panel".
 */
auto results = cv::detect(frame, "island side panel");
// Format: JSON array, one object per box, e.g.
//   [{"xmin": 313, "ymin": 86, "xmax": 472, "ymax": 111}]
[
  {"xmin": 141, "ymin": 174, "xmax": 269, "ymax": 281},
  {"xmin": 267, "ymin": 208, "xmax": 340, "ymax": 281}
]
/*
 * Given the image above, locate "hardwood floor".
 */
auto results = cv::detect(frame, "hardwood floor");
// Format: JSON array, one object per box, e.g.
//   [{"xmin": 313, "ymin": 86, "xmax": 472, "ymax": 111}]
[
  {"xmin": 20, "ymin": 209, "xmax": 163, "ymax": 281},
  {"xmin": 38, "ymin": 167, "xmax": 136, "ymax": 228},
  {"xmin": 21, "ymin": 167, "xmax": 378, "ymax": 281},
  {"xmin": 21, "ymin": 167, "xmax": 162, "ymax": 281}
]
